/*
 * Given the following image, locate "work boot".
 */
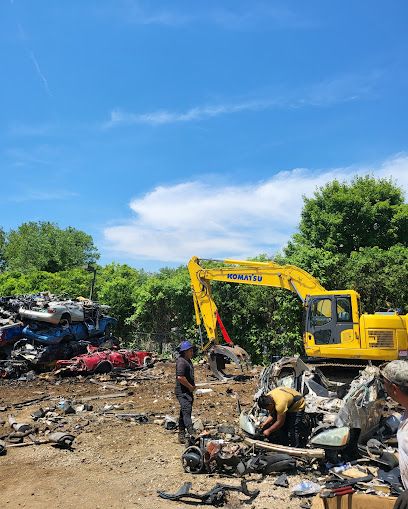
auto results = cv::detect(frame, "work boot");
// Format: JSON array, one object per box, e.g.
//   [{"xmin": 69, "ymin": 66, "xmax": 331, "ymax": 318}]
[
  {"xmin": 178, "ymin": 430, "xmax": 186, "ymax": 444},
  {"xmin": 186, "ymin": 427, "xmax": 196, "ymax": 444}
]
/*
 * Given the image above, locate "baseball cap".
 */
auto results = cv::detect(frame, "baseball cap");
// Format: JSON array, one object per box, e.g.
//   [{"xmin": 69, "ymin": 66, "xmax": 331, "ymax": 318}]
[
  {"xmin": 179, "ymin": 340, "xmax": 194, "ymax": 352},
  {"xmin": 381, "ymin": 360, "xmax": 408, "ymax": 387}
]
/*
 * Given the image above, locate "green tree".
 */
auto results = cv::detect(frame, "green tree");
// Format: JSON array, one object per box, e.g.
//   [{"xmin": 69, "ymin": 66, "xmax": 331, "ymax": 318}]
[
  {"xmin": 97, "ymin": 263, "xmax": 148, "ymax": 339},
  {"xmin": 344, "ymin": 245, "xmax": 408, "ymax": 313},
  {"xmin": 0, "ymin": 268, "xmax": 91, "ymax": 297},
  {"xmin": 294, "ymin": 176, "xmax": 407, "ymax": 255},
  {"xmin": 4, "ymin": 222, "xmax": 99, "ymax": 272},
  {"xmin": 210, "ymin": 281, "xmax": 303, "ymax": 362}
]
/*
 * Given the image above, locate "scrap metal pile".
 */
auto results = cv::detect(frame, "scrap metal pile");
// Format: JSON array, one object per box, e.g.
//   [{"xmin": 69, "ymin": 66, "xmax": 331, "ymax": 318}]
[
  {"xmin": 0, "ymin": 293, "xmax": 153, "ymax": 378},
  {"xmin": 239, "ymin": 357, "xmax": 399, "ymax": 458}
]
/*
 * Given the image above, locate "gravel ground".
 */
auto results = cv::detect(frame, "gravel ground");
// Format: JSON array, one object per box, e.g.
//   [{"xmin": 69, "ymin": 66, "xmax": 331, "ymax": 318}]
[{"xmin": 0, "ymin": 363, "xmax": 318, "ymax": 508}]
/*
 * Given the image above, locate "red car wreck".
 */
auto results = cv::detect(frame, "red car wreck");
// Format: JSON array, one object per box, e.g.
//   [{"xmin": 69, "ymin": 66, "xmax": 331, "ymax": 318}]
[{"xmin": 55, "ymin": 347, "xmax": 153, "ymax": 375}]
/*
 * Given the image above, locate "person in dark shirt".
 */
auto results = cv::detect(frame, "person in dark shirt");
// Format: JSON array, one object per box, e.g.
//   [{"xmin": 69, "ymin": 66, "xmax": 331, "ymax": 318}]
[{"xmin": 175, "ymin": 340, "xmax": 196, "ymax": 444}]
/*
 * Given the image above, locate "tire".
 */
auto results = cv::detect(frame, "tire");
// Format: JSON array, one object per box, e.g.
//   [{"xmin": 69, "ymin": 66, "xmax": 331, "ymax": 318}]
[
  {"xmin": 60, "ymin": 313, "xmax": 71, "ymax": 325},
  {"xmin": 94, "ymin": 361, "xmax": 113, "ymax": 374},
  {"xmin": 143, "ymin": 356, "xmax": 153, "ymax": 368}
]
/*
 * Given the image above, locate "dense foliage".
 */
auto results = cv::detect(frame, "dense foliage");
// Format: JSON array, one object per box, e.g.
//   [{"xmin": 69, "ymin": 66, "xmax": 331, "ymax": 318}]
[
  {"xmin": 0, "ymin": 177, "xmax": 406, "ymax": 361},
  {"xmin": 3, "ymin": 222, "xmax": 98, "ymax": 272}
]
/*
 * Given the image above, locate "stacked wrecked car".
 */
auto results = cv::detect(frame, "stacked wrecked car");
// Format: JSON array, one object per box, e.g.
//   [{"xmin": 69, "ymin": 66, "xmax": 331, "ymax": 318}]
[{"xmin": 0, "ymin": 293, "xmax": 119, "ymax": 377}]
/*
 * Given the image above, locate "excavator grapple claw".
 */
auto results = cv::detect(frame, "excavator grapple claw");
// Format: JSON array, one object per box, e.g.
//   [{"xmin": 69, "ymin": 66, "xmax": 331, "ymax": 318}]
[{"xmin": 207, "ymin": 344, "xmax": 252, "ymax": 381}]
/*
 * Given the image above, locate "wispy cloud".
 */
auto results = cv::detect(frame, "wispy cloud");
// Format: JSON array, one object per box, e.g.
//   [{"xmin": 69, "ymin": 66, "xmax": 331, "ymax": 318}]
[
  {"xmin": 13, "ymin": 19, "xmax": 52, "ymax": 97},
  {"xmin": 28, "ymin": 51, "xmax": 51, "ymax": 97},
  {"xmin": 103, "ymin": 154, "xmax": 408, "ymax": 263},
  {"xmin": 209, "ymin": 5, "xmax": 312, "ymax": 30},
  {"xmin": 126, "ymin": 4, "xmax": 193, "ymax": 27},
  {"xmin": 5, "ymin": 145, "xmax": 59, "ymax": 168},
  {"xmin": 105, "ymin": 72, "xmax": 378, "ymax": 128},
  {"xmin": 105, "ymin": 99, "xmax": 279, "ymax": 127}
]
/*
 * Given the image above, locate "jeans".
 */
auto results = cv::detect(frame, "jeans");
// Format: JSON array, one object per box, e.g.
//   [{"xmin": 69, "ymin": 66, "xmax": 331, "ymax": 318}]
[{"xmin": 177, "ymin": 393, "xmax": 194, "ymax": 433}]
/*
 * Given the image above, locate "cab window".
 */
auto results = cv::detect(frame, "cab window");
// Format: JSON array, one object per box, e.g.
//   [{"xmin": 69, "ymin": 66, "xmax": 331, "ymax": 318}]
[
  {"xmin": 336, "ymin": 297, "xmax": 351, "ymax": 322},
  {"xmin": 311, "ymin": 298, "xmax": 332, "ymax": 326}
]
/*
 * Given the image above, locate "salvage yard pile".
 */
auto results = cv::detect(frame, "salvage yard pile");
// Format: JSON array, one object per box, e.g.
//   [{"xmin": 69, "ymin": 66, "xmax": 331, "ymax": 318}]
[
  {"xmin": 0, "ymin": 361, "xmax": 405, "ymax": 508},
  {"xmin": 0, "ymin": 293, "xmax": 119, "ymax": 378}
]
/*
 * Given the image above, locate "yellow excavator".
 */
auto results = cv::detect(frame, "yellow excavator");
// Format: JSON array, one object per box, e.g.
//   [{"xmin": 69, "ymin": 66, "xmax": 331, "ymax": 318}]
[{"xmin": 188, "ymin": 256, "xmax": 408, "ymax": 379}]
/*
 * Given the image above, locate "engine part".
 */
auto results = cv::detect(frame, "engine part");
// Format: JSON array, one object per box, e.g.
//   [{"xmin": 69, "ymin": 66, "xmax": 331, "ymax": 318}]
[{"xmin": 182, "ymin": 446, "xmax": 205, "ymax": 474}]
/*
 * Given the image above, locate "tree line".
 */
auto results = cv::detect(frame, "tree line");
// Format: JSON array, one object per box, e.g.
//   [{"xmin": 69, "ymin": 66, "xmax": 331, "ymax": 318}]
[{"xmin": 0, "ymin": 176, "xmax": 406, "ymax": 361}]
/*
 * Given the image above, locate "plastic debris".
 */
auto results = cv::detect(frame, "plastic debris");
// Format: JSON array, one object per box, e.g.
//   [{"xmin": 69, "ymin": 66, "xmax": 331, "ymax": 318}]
[
  {"xmin": 195, "ymin": 388, "xmax": 213, "ymax": 395},
  {"xmin": 164, "ymin": 415, "xmax": 177, "ymax": 430},
  {"xmin": 291, "ymin": 481, "xmax": 322, "ymax": 496}
]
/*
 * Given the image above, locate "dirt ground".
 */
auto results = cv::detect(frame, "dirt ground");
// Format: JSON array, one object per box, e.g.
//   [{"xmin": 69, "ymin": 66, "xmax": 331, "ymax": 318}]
[{"xmin": 0, "ymin": 363, "xmax": 315, "ymax": 509}]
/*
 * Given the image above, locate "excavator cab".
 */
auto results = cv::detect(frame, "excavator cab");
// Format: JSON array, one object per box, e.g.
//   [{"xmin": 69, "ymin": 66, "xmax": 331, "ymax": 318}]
[{"xmin": 304, "ymin": 292, "xmax": 361, "ymax": 358}]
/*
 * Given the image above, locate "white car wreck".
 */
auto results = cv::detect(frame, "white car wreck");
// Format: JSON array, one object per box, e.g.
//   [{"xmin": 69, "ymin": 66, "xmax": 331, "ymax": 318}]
[
  {"xmin": 240, "ymin": 357, "xmax": 399, "ymax": 461},
  {"xmin": 19, "ymin": 296, "xmax": 110, "ymax": 325}
]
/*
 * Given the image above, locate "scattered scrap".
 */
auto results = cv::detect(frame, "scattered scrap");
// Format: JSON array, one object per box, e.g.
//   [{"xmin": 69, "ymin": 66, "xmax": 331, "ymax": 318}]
[{"xmin": 158, "ymin": 479, "xmax": 260, "ymax": 506}]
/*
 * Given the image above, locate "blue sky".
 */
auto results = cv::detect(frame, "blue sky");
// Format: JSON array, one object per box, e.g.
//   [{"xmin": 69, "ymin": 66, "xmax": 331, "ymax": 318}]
[{"xmin": 1, "ymin": 1, "xmax": 407, "ymax": 270}]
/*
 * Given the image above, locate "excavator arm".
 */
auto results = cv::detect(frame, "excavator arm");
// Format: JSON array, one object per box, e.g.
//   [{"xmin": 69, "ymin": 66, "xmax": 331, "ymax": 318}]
[
  {"xmin": 188, "ymin": 256, "xmax": 326, "ymax": 345},
  {"xmin": 188, "ymin": 256, "xmax": 327, "ymax": 379}
]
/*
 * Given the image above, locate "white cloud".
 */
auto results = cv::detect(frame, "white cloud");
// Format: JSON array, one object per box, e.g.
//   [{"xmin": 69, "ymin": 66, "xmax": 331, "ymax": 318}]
[
  {"xmin": 103, "ymin": 154, "xmax": 408, "ymax": 264},
  {"xmin": 377, "ymin": 153, "xmax": 408, "ymax": 190}
]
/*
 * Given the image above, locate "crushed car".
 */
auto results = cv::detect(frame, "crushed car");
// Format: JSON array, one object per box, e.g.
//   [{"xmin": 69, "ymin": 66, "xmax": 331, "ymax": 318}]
[
  {"xmin": 0, "ymin": 339, "xmax": 91, "ymax": 378},
  {"xmin": 18, "ymin": 296, "xmax": 110, "ymax": 325},
  {"xmin": 54, "ymin": 347, "xmax": 153, "ymax": 375},
  {"xmin": 0, "ymin": 323, "xmax": 24, "ymax": 357},
  {"xmin": 22, "ymin": 316, "xmax": 117, "ymax": 345},
  {"xmin": 239, "ymin": 357, "xmax": 396, "ymax": 461}
]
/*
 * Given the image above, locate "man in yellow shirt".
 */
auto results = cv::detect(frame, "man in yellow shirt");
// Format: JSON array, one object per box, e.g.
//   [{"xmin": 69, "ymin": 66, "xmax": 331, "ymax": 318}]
[{"xmin": 257, "ymin": 387, "xmax": 308, "ymax": 448}]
